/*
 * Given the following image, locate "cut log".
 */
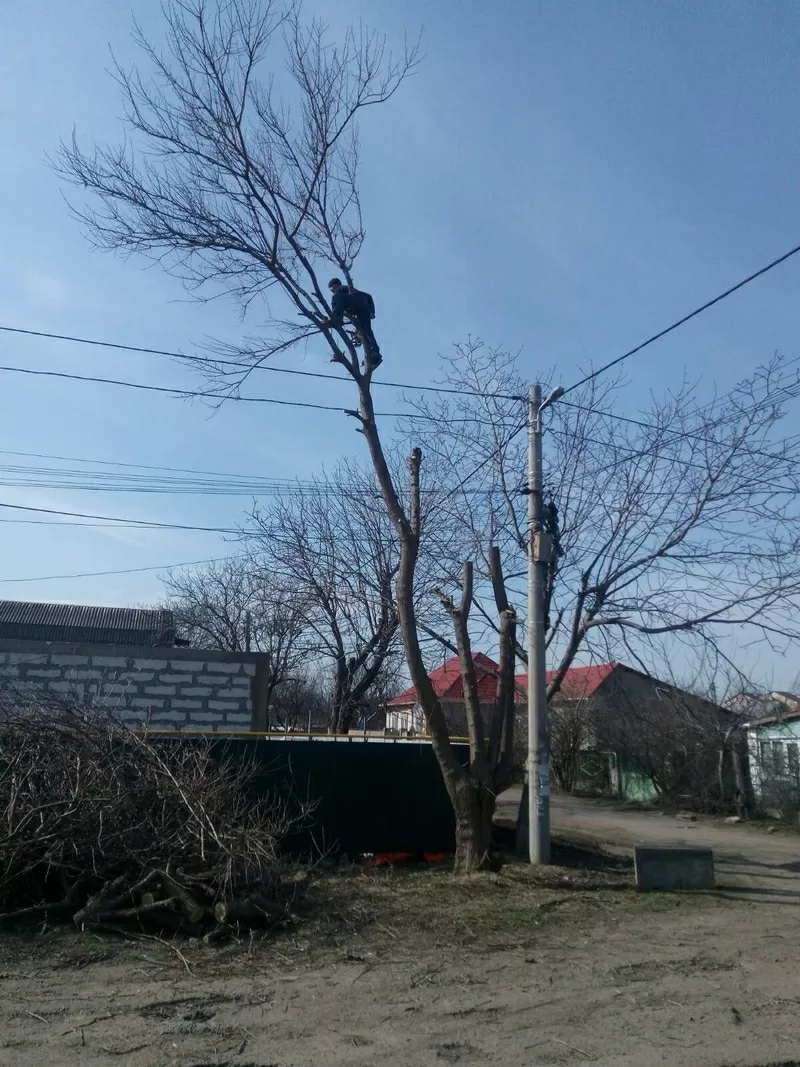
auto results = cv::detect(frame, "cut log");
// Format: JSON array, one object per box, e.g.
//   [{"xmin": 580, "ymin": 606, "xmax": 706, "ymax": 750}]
[
  {"xmin": 213, "ymin": 894, "xmax": 287, "ymax": 926},
  {"xmin": 0, "ymin": 901, "xmax": 75, "ymax": 925},
  {"xmin": 154, "ymin": 870, "xmax": 206, "ymax": 922},
  {"xmin": 203, "ymin": 924, "xmax": 232, "ymax": 945}
]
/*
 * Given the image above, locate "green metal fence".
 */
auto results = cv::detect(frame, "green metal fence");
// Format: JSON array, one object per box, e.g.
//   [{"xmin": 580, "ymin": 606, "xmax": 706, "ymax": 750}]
[{"xmin": 200, "ymin": 735, "xmax": 469, "ymax": 856}]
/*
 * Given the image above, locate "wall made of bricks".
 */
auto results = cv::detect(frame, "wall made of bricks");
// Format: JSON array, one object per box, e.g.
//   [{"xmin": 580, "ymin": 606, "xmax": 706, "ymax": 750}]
[{"xmin": 0, "ymin": 640, "xmax": 265, "ymax": 732}]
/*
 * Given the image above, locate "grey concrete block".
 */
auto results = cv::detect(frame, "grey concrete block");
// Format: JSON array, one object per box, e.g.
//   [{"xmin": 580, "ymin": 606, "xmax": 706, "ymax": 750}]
[
  {"xmin": 172, "ymin": 699, "xmax": 203, "ymax": 710},
  {"xmin": 6, "ymin": 652, "xmax": 46, "ymax": 664},
  {"xmin": 50, "ymin": 655, "xmax": 89, "ymax": 667},
  {"xmin": 49, "ymin": 681, "xmax": 83, "ymax": 693},
  {"xmin": 204, "ymin": 662, "xmax": 243, "ymax": 674},
  {"xmin": 150, "ymin": 711, "xmax": 188, "ymax": 723},
  {"xmin": 208, "ymin": 699, "xmax": 240, "ymax": 711},
  {"xmin": 242, "ymin": 663, "xmax": 257, "ymax": 676},
  {"xmin": 181, "ymin": 686, "xmax": 212, "ymax": 697},
  {"xmin": 169, "ymin": 660, "xmax": 207, "ymax": 672},
  {"xmin": 26, "ymin": 669, "xmax": 62, "ymax": 678},
  {"xmin": 132, "ymin": 658, "xmax": 171, "ymax": 670},
  {"xmin": 157, "ymin": 673, "xmax": 196, "ymax": 684},
  {"xmin": 0, "ymin": 666, "xmax": 19, "ymax": 677},
  {"xmin": 186, "ymin": 711, "xmax": 223, "ymax": 723},
  {"xmin": 71, "ymin": 670, "xmax": 105, "ymax": 681},
  {"xmin": 224, "ymin": 713, "xmax": 252, "ymax": 725},
  {"xmin": 119, "ymin": 671, "xmax": 155, "ymax": 683},
  {"xmin": 220, "ymin": 687, "xmax": 251, "ymax": 700},
  {"xmin": 144, "ymin": 685, "xmax": 177, "ymax": 696},
  {"xmin": 131, "ymin": 697, "xmax": 164, "ymax": 708},
  {"xmin": 91, "ymin": 656, "xmax": 129, "ymax": 669},
  {"xmin": 634, "ymin": 845, "xmax": 715, "ymax": 891},
  {"xmin": 100, "ymin": 683, "xmax": 136, "ymax": 696}
]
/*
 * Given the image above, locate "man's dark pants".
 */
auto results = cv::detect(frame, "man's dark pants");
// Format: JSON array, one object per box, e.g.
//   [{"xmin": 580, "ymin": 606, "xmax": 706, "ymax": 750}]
[{"xmin": 352, "ymin": 316, "xmax": 381, "ymax": 360}]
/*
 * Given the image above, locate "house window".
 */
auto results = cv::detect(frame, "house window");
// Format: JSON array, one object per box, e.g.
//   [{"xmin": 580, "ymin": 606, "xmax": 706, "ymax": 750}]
[
  {"xmin": 759, "ymin": 741, "xmax": 771, "ymax": 768},
  {"xmin": 772, "ymin": 743, "xmax": 786, "ymax": 776},
  {"xmin": 788, "ymin": 742, "xmax": 799, "ymax": 779}
]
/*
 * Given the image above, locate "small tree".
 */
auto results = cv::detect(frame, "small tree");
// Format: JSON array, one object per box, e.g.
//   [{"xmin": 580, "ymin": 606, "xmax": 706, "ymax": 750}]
[
  {"xmin": 163, "ymin": 557, "xmax": 308, "ymax": 717},
  {"xmin": 548, "ymin": 699, "xmax": 593, "ymax": 793},
  {"xmin": 244, "ymin": 462, "xmax": 402, "ymax": 733}
]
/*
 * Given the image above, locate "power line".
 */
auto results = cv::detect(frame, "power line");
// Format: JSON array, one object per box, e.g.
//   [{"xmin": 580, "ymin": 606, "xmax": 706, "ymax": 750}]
[
  {"xmin": 546, "ymin": 423, "xmax": 800, "ymax": 489},
  {"xmin": 0, "ymin": 555, "xmax": 236, "ymax": 584},
  {"xmin": 0, "ymin": 362, "xmax": 400, "ymax": 416},
  {"xmin": 0, "ymin": 447, "xmax": 320, "ymax": 483},
  {"xmin": 0, "ymin": 324, "xmax": 523, "ymax": 401},
  {"xmin": 0, "ymin": 518, "xmax": 232, "ymax": 529},
  {"xmin": 0, "ymin": 501, "xmax": 240, "ymax": 533},
  {"xmin": 558, "ymin": 382, "xmax": 800, "ymax": 472},
  {"xmin": 0, "ymin": 362, "xmax": 508, "ymax": 427},
  {"xmin": 438, "ymin": 419, "xmax": 528, "ymax": 505},
  {"xmin": 562, "ymin": 239, "xmax": 800, "ymax": 396}
]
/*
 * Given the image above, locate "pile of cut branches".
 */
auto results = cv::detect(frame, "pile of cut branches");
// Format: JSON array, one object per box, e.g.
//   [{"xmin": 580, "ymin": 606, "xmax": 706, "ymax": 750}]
[{"xmin": 0, "ymin": 703, "xmax": 311, "ymax": 942}]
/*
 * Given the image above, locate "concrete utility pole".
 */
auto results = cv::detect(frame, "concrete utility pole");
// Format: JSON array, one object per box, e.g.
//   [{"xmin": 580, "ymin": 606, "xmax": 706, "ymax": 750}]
[{"xmin": 527, "ymin": 383, "xmax": 564, "ymax": 865}]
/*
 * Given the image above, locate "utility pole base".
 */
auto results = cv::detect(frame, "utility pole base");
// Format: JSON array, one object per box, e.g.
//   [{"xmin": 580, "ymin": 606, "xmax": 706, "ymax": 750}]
[{"xmin": 515, "ymin": 784, "xmax": 529, "ymax": 855}]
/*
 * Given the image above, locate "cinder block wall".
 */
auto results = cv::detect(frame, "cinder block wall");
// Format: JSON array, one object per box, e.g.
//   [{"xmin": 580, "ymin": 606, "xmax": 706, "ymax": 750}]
[{"xmin": 0, "ymin": 640, "xmax": 268, "ymax": 732}]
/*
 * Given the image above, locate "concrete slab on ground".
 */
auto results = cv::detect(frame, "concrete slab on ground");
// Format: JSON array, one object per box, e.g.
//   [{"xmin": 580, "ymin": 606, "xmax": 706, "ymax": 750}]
[{"xmin": 496, "ymin": 787, "xmax": 800, "ymax": 903}]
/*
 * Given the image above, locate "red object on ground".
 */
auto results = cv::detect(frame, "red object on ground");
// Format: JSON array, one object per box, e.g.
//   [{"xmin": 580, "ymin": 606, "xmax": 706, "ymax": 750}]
[{"xmin": 361, "ymin": 851, "xmax": 449, "ymax": 867}]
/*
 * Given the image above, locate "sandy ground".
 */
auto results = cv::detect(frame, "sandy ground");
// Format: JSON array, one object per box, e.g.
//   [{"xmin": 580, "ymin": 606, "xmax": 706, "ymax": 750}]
[
  {"xmin": 499, "ymin": 789, "xmax": 800, "ymax": 904},
  {"xmin": 1, "ymin": 797, "xmax": 799, "ymax": 1067}
]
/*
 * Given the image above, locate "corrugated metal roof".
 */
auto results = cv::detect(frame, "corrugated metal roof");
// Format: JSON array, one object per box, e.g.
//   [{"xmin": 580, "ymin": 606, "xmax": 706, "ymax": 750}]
[{"xmin": 0, "ymin": 600, "xmax": 175, "ymax": 646}]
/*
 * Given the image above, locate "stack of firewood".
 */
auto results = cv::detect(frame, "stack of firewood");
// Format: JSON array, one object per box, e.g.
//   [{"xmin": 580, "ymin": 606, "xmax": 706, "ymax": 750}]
[{"xmin": 0, "ymin": 703, "xmax": 311, "ymax": 941}]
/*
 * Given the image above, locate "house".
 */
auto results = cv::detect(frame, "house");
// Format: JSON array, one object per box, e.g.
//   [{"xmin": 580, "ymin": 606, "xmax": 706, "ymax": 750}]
[
  {"xmin": 745, "ymin": 693, "xmax": 800, "ymax": 816},
  {"xmin": 388, "ymin": 654, "xmax": 737, "ymax": 804},
  {"xmin": 517, "ymin": 662, "xmax": 738, "ymax": 802},
  {"xmin": 386, "ymin": 652, "xmax": 503, "ymax": 735},
  {"xmin": 0, "ymin": 600, "xmax": 176, "ymax": 646}
]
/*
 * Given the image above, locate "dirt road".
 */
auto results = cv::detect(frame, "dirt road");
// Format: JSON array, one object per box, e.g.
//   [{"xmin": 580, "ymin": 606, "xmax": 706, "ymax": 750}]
[
  {"xmin": 2, "ymin": 873, "xmax": 800, "ymax": 1067},
  {"xmin": 2, "ymin": 798, "xmax": 800, "ymax": 1066},
  {"xmin": 497, "ymin": 789, "xmax": 800, "ymax": 904}
]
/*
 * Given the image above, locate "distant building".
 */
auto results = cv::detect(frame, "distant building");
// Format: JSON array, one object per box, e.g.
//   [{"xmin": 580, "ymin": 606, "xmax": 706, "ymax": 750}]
[
  {"xmin": 744, "ymin": 692, "xmax": 800, "ymax": 814},
  {"xmin": 0, "ymin": 600, "xmax": 176, "ymax": 647},
  {"xmin": 387, "ymin": 654, "xmax": 737, "ymax": 804}
]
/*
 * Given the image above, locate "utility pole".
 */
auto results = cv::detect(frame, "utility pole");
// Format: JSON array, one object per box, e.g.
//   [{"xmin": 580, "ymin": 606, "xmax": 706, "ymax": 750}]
[{"xmin": 527, "ymin": 382, "xmax": 564, "ymax": 864}]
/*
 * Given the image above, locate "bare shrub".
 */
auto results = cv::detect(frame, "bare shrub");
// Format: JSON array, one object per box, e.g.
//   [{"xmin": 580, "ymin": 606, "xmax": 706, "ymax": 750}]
[{"xmin": 0, "ymin": 702, "xmax": 310, "ymax": 939}]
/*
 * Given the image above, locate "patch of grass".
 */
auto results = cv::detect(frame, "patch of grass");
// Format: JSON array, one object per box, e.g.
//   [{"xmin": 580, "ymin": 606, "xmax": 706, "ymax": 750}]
[{"xmin": 286, "ymin": 840, "xmax": 712, "ymax": 960}]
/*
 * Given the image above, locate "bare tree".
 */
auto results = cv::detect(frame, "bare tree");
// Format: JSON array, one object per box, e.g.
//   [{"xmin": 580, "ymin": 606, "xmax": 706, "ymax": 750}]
[
  {"xmin": 548, "ymin": 699, "xmax": 593, "ymax": 794},
  {"xmin": 268, "ymin": 670, "xmax": 329, "ymax": 731},
  {"xmin": 163, "ymin": 557, "xmax": 308, "ymax": 718},
  {"xmin": 54, "ymin": 0, "xmax": 561, "ymax": 870},
  {"xmin": 244, "ymin": 462, "xmax": 402, "ymax": 733},
  {"xmin": 409, "ymin": 342, "xmax": 800, "ymax": 699}
]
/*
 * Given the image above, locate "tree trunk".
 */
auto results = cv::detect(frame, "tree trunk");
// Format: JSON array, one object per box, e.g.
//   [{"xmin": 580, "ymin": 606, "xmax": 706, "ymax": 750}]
[
  {"xmin": 733, "ymin": 735, "xmax": 756, "ymax": 817},
  {"xmin": 717, "ymin": 746, "xmax": 727, "ymax": 806},
  {"xmin": 451, "ymin": 777, "xmax": 495, "ymax": 873}
]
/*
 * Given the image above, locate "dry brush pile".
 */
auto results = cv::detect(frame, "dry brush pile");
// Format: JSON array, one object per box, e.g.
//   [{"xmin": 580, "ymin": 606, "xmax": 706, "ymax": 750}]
[{"xmin": 0, "ymin": 703, "xmax": 311, "ymax": 942}]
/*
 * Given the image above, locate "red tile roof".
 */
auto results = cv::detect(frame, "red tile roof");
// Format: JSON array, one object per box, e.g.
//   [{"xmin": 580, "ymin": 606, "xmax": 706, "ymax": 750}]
[
  {"xmin": 388, "ymin": 652, "xmax": 501, "ymax": 706},
  {"xmin": 515, "ymin": 662, "xmax": 619, "ymax": 701},
  {"xmin": 389, "ymin": 655, "xmax": 619, "ymax": 706}
]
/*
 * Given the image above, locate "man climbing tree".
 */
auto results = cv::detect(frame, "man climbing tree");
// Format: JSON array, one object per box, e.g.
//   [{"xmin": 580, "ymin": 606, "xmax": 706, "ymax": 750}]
[
  {"xmin": 56, "ymin": 0, "xmax": 514, "ymax": 872},
  {"xmin": 327, "ymin": 278, "xmax": 383, "ymax": 367}
]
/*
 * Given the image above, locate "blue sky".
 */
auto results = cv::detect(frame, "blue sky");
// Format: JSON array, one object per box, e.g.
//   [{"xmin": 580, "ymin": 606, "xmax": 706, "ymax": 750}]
[{"xmin": 2, "ymin": 1, "xmax": 800, "ymax": 685}]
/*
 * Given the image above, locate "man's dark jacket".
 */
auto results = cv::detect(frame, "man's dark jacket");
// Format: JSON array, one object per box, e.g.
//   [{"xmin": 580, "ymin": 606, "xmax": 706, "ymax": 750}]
[{"xmin": 330, "ymin": 286, "xmax": 375, "ymax": 325}]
